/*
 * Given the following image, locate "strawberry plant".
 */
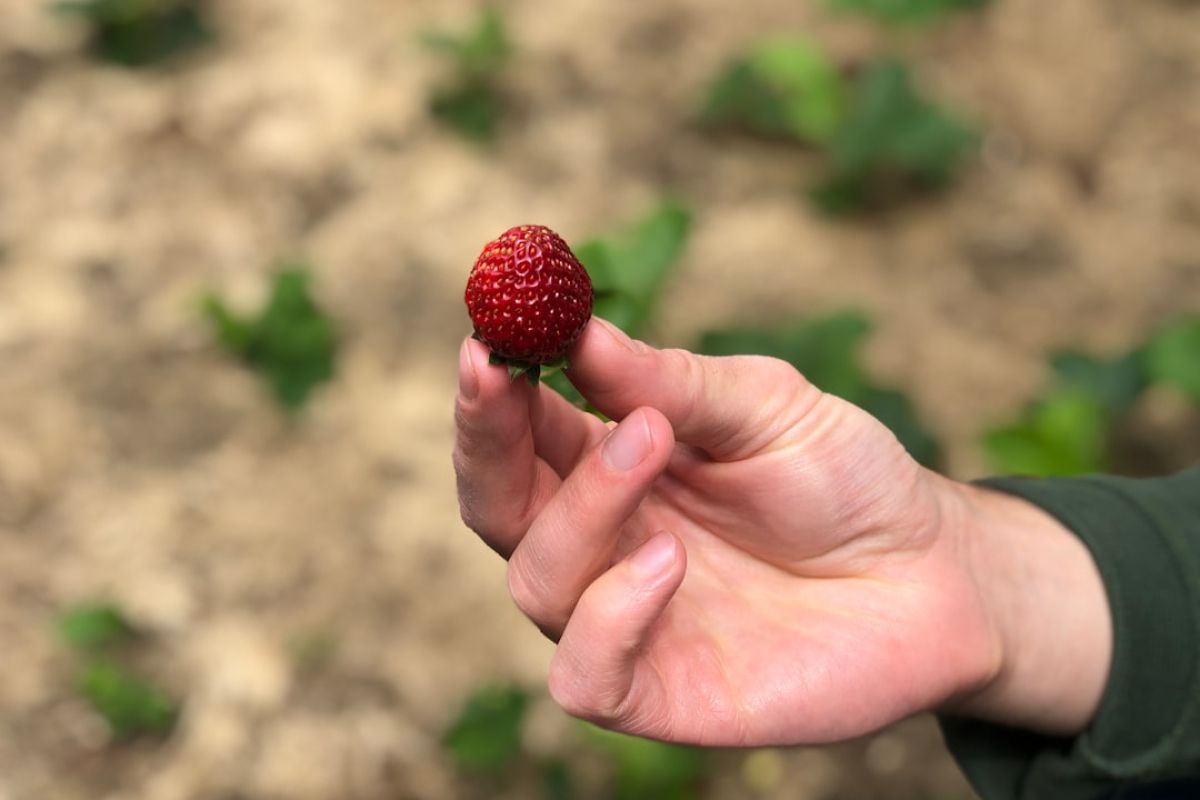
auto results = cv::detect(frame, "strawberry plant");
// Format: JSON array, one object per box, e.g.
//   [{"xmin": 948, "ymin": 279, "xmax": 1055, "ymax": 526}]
[
  {"xmin": 582, "ymin": 724, "xmax": 706, "ymax": 800},
  {"xmin": 983, "ymin": 388, "xmax": 1110, "ymax": 477},
  {"xmin": 701, "ymin": 41, "xmax": 978, "ymax": 214},
  {"xmin": 700, "ymin": 36, "xmax": 847, "ymax": 145},
  {"xmin": 1145, "ymin": 317, "xmax": 1200, "ymax": 403},
  {"xmin": 983, "ymin": 317, "xmax": 1200, "ymax": 476},
  {"xmin": 78, "ymin": 660, "xmax": 178, "ymax": 738},
  {"xmin": 443, "ymin": 682, "xmax": 707, "ymax": 798},
  {"xmin": 443, "ymin": 683, "xmax": 529, "ymax": 776},
  {"xmin": 56, "ymin": 602, "xmax": 179, "ymax": 739},
  {"xmin": 812, "ymin": 59, "xmax": 978, "ymax": 214},
  {"xmin": 54, "ymin": 0, "xmax": 212, "ymax": 67},
  {"xmin": 575, "ymin": 201, "xmax": 692, "ymax": 337},
  {"xmin": 827, "ymin": 0, "xmax": 990, "ymax": 25},
  {"xmin": 698, "ymin": 310, "xmax": 943, "ymax": 468},
  {"xmin": 203, "ymin": 266, "xmax": 337, "ymax": 411},
  {"xmin": 423, "ymin": 7, "xmax": 512, "ymax": 142},
  {"xmin": 58, "ymin": 603, "xmax": 136, "ymax": 651}
]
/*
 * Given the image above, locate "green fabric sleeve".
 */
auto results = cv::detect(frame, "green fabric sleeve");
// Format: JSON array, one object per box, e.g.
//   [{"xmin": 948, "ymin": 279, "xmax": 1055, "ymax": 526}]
[{"xmin": 939, "ymin": 466, "xmax": 1200, "ymax": 800}]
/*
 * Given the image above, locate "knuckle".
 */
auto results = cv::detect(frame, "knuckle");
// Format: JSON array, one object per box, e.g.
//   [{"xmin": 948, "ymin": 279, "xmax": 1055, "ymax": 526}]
[
  {"xmin": 457, "ymin": 495, "xmax": 481, "ymax": 533},
  {"xmin": 506, "ymin": 561, "xmax": 546, "ymax": 622},
  {"xmin": 546, "ymin": 660, "xmax": 582, "ymax": 716},
  {"xmin": 749, "ymin": 354, "xmax": 806, "ymax": 390},
  {"xmin": 661, "ymin": 348, "xmax": 705, "ymax": 419},
  {"xmin": 748, "ymin": 355, "xmax": 820, "ymax": 417},
  {"xmin": 547, "ymin": 657, "xmax": 601, "ymax": 720}
]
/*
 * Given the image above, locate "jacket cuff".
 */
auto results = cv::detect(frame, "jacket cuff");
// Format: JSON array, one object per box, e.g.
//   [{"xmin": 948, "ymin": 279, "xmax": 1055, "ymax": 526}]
[{"xmin": 940, "ymin": 470, "xmax": 1200, "ymax": 799}]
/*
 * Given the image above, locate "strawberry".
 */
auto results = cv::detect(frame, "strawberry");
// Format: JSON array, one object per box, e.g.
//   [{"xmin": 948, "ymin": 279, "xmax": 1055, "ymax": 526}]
[{"xmin": 464, "ymin": 224, "xmax": 593, "ymax": 384}]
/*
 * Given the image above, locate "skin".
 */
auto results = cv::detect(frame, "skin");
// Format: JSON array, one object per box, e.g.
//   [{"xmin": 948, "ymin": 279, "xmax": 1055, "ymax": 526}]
[{"xmin": 453, "ymin": 318, "xmax": 1113, "ymax": 747}]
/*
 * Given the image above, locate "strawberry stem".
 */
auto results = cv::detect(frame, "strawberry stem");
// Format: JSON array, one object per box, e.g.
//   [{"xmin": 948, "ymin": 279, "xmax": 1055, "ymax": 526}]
[{"xmin": 479, "ymin": 348, "xmax": 572, "ymax": 387}]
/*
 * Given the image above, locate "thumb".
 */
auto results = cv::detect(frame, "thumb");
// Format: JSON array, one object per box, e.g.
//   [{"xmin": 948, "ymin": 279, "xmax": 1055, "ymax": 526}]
[
  {"xmin": 547, "ymin": 532, "xmax": 685, "ymax": 735},
  {"xmin": 567, "ymin": 318, "xmax": 821, "ymax": 460}
]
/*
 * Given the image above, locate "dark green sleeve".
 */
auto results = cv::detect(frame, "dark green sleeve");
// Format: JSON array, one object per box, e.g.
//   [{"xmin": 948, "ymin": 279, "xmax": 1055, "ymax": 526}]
[{"xmin": 939, "ymin": 466, "xmax": 1200, "ymax": 800}]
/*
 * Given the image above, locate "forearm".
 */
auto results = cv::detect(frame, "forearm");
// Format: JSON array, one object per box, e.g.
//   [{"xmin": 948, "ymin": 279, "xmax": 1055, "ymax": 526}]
[{"xmin": 937, "ymin": 477, "xmax": 1114, "ymax": 734}]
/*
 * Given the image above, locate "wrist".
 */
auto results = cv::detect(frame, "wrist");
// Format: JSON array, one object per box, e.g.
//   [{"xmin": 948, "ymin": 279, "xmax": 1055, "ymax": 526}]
[{"xmin": 935, "ymin": 477, "xmax": 1114, "ymax": 735}]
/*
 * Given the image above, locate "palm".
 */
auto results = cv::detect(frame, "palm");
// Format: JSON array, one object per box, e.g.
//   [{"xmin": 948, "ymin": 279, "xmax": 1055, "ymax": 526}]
[{"xmin": 603, "ymin": 396, "xmax": 977, "ymax": 746}]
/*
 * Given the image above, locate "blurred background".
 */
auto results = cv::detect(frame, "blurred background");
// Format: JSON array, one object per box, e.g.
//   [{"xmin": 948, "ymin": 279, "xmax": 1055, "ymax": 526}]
[{"xmin": 1, "ymin": 0, "xmax": 1198, "ymax": 798}]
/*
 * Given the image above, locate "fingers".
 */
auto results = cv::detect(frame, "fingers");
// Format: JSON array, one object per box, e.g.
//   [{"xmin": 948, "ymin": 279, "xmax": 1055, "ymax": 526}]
[
  {"xmin": 566, "ymin": 319, "xmax": 823, "ymax": 460},
  {"xmin": 506, "ymin": 407, "xmax": 675, "ymax": 638},
  {"xmin": 548, "ymin": 532, "xmax": 685, "ymax": 731},
  {"xmin": 454, "ymin": 338, "xmax": 561, "ymax": 556}
]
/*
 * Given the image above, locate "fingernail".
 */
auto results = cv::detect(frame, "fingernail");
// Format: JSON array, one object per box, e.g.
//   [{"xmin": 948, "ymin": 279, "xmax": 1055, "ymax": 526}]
[
  {"xmin": 603, "ymin": 411, "xmax": 652, "ymax": 471},
  {"xmin": 460, "ymin": 339, "xmax": 480, "ymax": 400},
  {"xmin": 630, "ymin": 532, "xmax": 676, "ymax": 579},
  {"xmin": 595, "ymin": 318, "xmax": 646, "ymax": 355}
]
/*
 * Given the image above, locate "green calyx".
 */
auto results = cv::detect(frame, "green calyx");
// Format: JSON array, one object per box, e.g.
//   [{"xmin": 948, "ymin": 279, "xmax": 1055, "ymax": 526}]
[{"xmin": 486, "ymin": 351, "xmax": 570, "ymax": 386}]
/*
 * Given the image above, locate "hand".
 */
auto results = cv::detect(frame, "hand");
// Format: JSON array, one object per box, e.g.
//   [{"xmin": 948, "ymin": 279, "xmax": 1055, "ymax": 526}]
[{"xmin": 453, "ymin": 319, "xmax": 1112, "ymax": 746}]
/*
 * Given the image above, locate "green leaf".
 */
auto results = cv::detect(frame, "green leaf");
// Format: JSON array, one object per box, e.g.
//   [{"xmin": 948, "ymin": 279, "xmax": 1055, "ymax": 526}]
[
  {"xmin": 443, "ymin": 684, "xmax": 529, "ymax": 775},
  {"xmin": 697, "ymin": 311, "xmax": 873, "ymax": 401},
  {"xmin": 697, "ymin": 311, "xmax": 942, "ymax": 467},
  {"xmin": 1145, "ymin": 317, "xmax": 1200, "ymax": 402},
  {"xmin": 813, "ymin": 59, "xmax": 977, "ymax": 214},
  {"xmin": 1050, "ymin": 349, "xmax": 1148, "ymax": 414},
  {"xmin": 78, "ymin": 660, "xmax": 178, "ymax": 738},
  {"xmin": 429, "ymin": 79, "xmax": 504, "ymax": 142},
  {"xmin": 421, "ymin": 6, "xmax": 511, "ymax": 77},
  {"xmin": 58, "ymin": 604, "xmax": 136, "ymax": 652},
  {"xmin": 827, "ymin": 0, "xmax": 990, "ymax": 25},
  {"xmin": 582, "ymin": 724, "xmax": 706, "ymax": 800},
  {"xmin": 701, "ymin": 37, "xmax": 847, "ymax": 144},
  {"xmin": 204, "ymin": 266, "xmax": 337, "ymax": 411},
  {"xmin": 422, "ymin": 7, "xmax": 511, "ymax": 141},
  {"xmin": 983, "ymin": 388, "xmax": 1109, "ymax": 477},
  {"xmin": 545, "ymin": 204, "xmax": 691, "ymax": 414},
  {"xmin": 540, "ymin": 759, "xmax": 576, "ymax": 800},
  {"xmin": 201, "ymin": 293, "xmax": 252, "ymax": 355},
  {"xmin": 55, "ymin": 0, "xmax": 213, "ymax": 67},
  {"xmin": 577, "ymin": 202, "xmax": 693, "ymax": 338}
]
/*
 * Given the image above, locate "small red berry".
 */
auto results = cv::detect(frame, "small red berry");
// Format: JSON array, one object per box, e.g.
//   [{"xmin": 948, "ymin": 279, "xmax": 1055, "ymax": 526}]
[{"xmin": 464, "ymin": 225, "xmax": 593, "ymax": 381}]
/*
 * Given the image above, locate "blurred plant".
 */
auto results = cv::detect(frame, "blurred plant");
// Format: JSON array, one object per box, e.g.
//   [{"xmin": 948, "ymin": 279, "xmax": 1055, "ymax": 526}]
[
  {"xmin": 983, "ymin": 317, "xmax": 1200, "ymax": 476},
  {"xmin": 700, "ymin": 36, "xmax": 847, "ymax": 145},
  {"xmin": 698, "ymin": 309, "xmax": 943, "ymax": 468},
  {"xmin": 203, "ymin": 266, "xmax": 337, "ymax": 412},
  {"xmin": 811, "ymin": 59, "xmax": 978, "ymax": 214},
  {"xmin": 700, "ymin": 39, "xmax": 977, "ymax": 214},
  {"xmin": 827, "ymin": 0, "xmax": 990, "ymax": 26},
  {"xmin": 78, "ymin": 660, "xmax": 179, "ymax": 738},
  {"xmin": 1050, "ymin": 350, "xmax": 1150, "ymax": 414},
  {"xmin": 54, "ymin": 0, "xmax": 212, "ymax": 67},
  {"xmin": 983, "ymin": 388, "xmax": 1109, "ymax": 477},
  {"xmin": 1145, "ymin": 317, "xmax": 1200, "ymax": 403},
  {"xmin": 545, "ymin": 201, "xmax": 693, "ymax": 410},
  {"xmin": 582, "ymin": 724, "xmax": 706, "ymax": 800},
  {"xmin": 540, "ymin": 759, "xmax": 576, "ymax": 800},
  {"xmin": 58, "ymin": 603, "xmax": 137, "ymax": 651},
  {"xmin": 443, "ymin": 683, "xmax": 529, "ymax": 776},
  {"xmin": 443, "ymin": 682, "xmax": 707, "ymax": 798},
  {"xmin": 422, "ymin": 7, "xmax": 513, "ymax": 142},
  {"xmin": 57, "ymin": 602, "xmax": 178, "ymax": 739}
]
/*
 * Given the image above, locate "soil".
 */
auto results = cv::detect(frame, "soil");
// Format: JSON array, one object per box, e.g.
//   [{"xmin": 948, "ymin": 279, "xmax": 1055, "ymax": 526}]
[{"xmin": 1, "ymin": 0, "xmax": 1198, "ymax": 798}]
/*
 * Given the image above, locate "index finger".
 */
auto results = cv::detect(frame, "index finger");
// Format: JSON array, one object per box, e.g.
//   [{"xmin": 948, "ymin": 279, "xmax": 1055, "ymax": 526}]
[{"xmin": 454, "ymin": 338, "xmax": 559, "ymax": 556}]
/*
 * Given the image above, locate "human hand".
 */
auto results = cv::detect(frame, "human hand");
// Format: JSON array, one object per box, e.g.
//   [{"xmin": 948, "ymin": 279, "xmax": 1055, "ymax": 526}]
[{"xmin": 453, "ymin": 318, "xmax": 1111, "ymax": 746}]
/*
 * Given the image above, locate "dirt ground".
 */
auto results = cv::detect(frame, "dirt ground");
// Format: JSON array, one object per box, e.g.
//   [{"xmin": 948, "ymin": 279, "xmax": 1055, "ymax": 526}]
[{"xmin": 1, "ymin": 0, "xmax": 1198, "ymax": 798}]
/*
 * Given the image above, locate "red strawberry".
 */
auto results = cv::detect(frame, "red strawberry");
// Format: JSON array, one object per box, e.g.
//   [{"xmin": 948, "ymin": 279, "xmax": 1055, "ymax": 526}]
[{"xmin": 464, "ymin": 224, "xmax": 593, "ymax": 384}]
